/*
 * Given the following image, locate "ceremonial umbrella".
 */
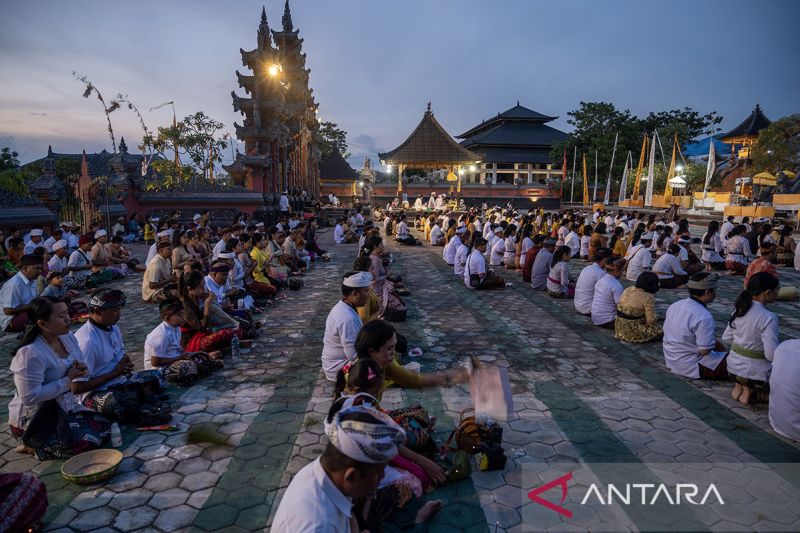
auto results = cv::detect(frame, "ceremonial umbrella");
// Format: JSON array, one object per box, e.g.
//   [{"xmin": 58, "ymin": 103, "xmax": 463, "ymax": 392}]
[
  {"xmin": 752, "ymin": 172, "xmax": 777, "ymax": 186},
  {"xmin": 782, "ymin": 170, "xmax": 796, "ymax": 178}
]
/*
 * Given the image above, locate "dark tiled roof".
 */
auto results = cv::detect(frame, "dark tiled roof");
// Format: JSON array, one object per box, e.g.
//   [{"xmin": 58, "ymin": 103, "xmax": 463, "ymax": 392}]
[
  {"xmin": 28, "ymin": 174, "xmax": 66, "ymax": 199},
  {"xmin": 460, "ymin": 121, "xmax": 569, "ymax": 149},
  {"xmin": 0, "ymin": 190, "xmax": 48, "ymax": 208},
  {"xmin": 320, "ymin": 150, "xmax": 358, "ymax": 181},
  {"xmin": 470, "ymin": 147, "xmax": 554, "ymax": 165},
  {"xmin": 24, "ymin": 149, "xmax": 157, "ymax": 179},
  {"xmin": 379, "ymin": 106, "xmax": 480, "ymax": 166},
  {"xmin": 137, "ymin": 182, "xmax": 264, "ymax": 203},
  {"xmin": 458, "ymin": 103, "xmax": 558, "ymax": 138},
  {"xmin": 0, "ymin": 191, "xmax": 55, "ymax": 225},
  {"xmin": 719, "ymin": 104, "xmax": 772, "ymax": 140}
]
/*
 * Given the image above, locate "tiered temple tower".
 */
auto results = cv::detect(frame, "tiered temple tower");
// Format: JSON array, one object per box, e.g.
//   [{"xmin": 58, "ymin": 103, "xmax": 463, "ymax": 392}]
[{"xmin": 225, "ymin": 2, "xmax": 321, "ymax": 221}]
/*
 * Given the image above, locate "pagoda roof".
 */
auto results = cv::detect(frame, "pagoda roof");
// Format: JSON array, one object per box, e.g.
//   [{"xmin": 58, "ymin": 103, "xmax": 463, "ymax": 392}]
[
  {"xmin": 320, "ymin": 150, "xmax": 358, "ymax": 181},
  {"xmin": 719, "ymin": 104, "xmax": 772, "ymax": 141},
  {"xmin": 460, "ymin": 121, "xmax": 569, "ymax": 149},
  {"xmin": 379, "ymin": 104, "xmax": 481, "ymax": 167},
  {"xmin": 458, "ymin": 103, "xmax": 558, "ymax": 138},
  {"xmin": 470, "ymin": 147, "xmax": 555, "ymax": 165},
  {"xmin": 137, "ymin": 182, "xmax": 264, "ymax": 204}
]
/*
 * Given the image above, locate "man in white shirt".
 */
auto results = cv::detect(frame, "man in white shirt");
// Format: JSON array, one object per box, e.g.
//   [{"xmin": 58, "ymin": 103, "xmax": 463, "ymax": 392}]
[
  {"xmin": 47, "ymin": 240, "xmax": 70, "ymax": 274},
  {"xmin": 574, "ymin": 249, "xmax": 610, "ymax": 315},
  {"xmin": 434, "ymin": 194, "xmax": 445, "ymax": 211},
  {"xmin": 454, "ymin": 236, "xmax": 470, "ymax": 276},
  {"xmin": 279, "ymin": 191, "xmax": 290, "ymax": 215},
  {"xmin": 591, "ymin": 258, "xmax": 625, "ymax": 327},
  {"xmin": 271, "ymin": 404, "xmax": 406, "ymax": 533},
  {"xmin": 624, "ymin": 232, "xmax": 653, "ymax": 282},
  {"xmin": 427, "ymin": 193, "xmax": 437, "ymax": 209},
  {"xmin": 443, "ymin": 229, "xmax": 463, "ymax": 265},
  {"xmin": 662, "ymin": 272, "xmax": 727, "ymax": 380},
  {"xmin": 42, "ymin": 229, "xmax": 63, "ymax": 253},
  {"xmin": 321, "ymin": 272, "xmax": 371, "ymax": 380},
  {"xmin": 395, "ymin": 214, "xmax": 411, "ymax": 243},
  {"xmin": 143, "ymin": 242, "xmax": 176, "ymax": 303},
  {"xmin": 0, "ymin": 255, "xmax": 42, "ymax": 332},
  {"xmin": 651, "ymin": 244, "xmax": 689, "ymax": 288},
  {"xmin": 564, "ymin": 224, "xmax": 580, "ymax": 258},
  {"xmin": 211, "ymin": 227, "xmax": 233, "ymax": 261},
  {"xmin": 531, "ymin": 239, "xmax": 556, "ymax": 290},
  {"xmin": 720, "ymin": 215, "xmax": 735, "ymax": 244},
  {"xmin": 429, "ymin": 220, "xmax": 445, "ymax": 246},
  {"xmin": 23, "ymin": 229, "xmax": 45, "ymax": 254}
]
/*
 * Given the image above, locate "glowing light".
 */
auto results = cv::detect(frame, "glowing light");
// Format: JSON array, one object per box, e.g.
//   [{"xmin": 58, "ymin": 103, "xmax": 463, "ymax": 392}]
[
  {"xmin": 469, "ymin": 165, "xmax": 476, "ymax": 172},
  {"xmin": 267, "ymin": 64, "xmax": 281, "ymax": 77},
  {"xmin": 458, "ymin": 168, "xmax": 465, "ymax": 176},
  {"xmin": 358, "ymin": 181, "xmax": 364, "ymax": 187},
  {"xmin": 675, "ymin": 164, "xmax": 683, "ymax": 173},
  {"xmin": 386, "ymin": 164, "xmax": 393, "ymax": 172}
]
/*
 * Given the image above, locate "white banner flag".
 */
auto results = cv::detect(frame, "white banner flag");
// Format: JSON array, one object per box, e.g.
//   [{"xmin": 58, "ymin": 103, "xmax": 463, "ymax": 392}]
[
  {"xmin": 702, "ymin": 139, "xmax": 716, "ymax": 200},
  {"xmin": 618, "ymin": 152, "xmax": 632, "ymax": 203},
  {"xmin": 603, "ymin": 132, "xmax": 619, "ymax": 205},
  {"xmin": 645, "ymin": 131, "xmax": 657, "ymax": 207}
]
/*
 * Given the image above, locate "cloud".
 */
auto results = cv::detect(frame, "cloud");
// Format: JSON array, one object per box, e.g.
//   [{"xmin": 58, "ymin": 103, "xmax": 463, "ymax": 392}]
[{"xmin": 28, "ymin": 112, "xmax": 48, "ymax": 116}]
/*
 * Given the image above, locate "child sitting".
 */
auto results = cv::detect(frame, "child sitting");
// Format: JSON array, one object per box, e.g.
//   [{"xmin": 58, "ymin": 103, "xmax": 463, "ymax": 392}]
[
  {"xmin": 143, "ymin": 299, "xmax": 225, "ymax": 385},
  {"xmin": 41, "ymin": 271, "xmax": 88, "ymax": 321}
]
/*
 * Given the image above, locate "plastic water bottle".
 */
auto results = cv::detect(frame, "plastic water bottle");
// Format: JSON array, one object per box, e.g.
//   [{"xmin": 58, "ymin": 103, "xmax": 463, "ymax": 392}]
[
  {"xmin": 231, "ymin": 336, "xmax": 240, "ymax": 360},
  {"xmin": 110, "ymin": 423, "xmax": 122, "ymax": 447}
]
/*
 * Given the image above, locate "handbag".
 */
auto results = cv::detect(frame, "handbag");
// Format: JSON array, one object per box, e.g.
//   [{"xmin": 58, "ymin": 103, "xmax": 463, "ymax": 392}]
[
  {"xmin": 22, "ymin": 399, "xmax": 71, "ymax": 450},
  {"xmin": 447, "ymin": 408, "xmax": 503, "ymax": 454}
]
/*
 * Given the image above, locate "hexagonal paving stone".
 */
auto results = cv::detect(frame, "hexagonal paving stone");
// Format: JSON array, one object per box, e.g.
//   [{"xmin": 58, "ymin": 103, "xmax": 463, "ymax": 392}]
[
  {"xmin": 113, "ymin": 505, "xmax": 158, "ymax": 530},
  {"xmin": 149, "ymin": 487, "xmax": 190, "ymax": 510},
  {"xmin": 175, "ymin": 456, "xmax": 212, "ymax": 476},
  {"xmin": 144, "ymin": 472, "xmax": 184, "ymax": 492},
  {"xmin": 153, "ymin": 504, "xmax": 197, "ymax": 532},
  {"xmin": 109, "ymin": 488, "xmax": 153, "ymax": 510},
  {"xmin": 180, "ymin": 471, "xmax": 219, "ymax": 491}
]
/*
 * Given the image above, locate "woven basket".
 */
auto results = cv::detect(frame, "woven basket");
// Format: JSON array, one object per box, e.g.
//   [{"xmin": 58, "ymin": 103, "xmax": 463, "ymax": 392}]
[{"xmin": 61, "ymin": 449, "xmax": 123, "ymax": 484}]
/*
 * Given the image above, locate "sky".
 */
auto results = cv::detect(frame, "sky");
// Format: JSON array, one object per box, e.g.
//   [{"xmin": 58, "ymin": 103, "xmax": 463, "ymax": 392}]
[{"xmin": 1, "ymin": 0, "xmax": 798, "ymax": 169}]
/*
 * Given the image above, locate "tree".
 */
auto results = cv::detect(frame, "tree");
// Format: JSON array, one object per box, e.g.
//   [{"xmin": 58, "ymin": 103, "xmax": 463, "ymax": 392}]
[
  {"xmin": 142, "ymin": 111, "xmax": 228, "ymax": 186},
  {"xmin": 318, "ymin": 121, "xmax": 349, "ymax": 159},
  {"xmin": 0, "ymin": 147, "xmax": 20, "ymax": 171},
  {"xmin": 640, "ymin": 108, "xmax": 723, "ymax": 143},
  {"xmin": 750, "ymin": 114, "xmax": 800, "ymax": 175}
]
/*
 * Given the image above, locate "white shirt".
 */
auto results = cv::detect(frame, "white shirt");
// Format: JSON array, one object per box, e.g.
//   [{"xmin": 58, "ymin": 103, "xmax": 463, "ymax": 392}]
[
  {"xmin": 520, "ymin": 237, "xmax": 534, "ymax": 265},
  {"xmin": 464, "ymin": 249, "xmax": 486, "ymax": 288},
  {"xmin": 74, "ymin": 321, "xmax": 128, "ymax": 402},
  {"xmin": 435, "ymin": 197, "xmax": 444, "ymax": 209},
  {"xmin": 279, "ymin": 195, "xmax": 290, "ymax": 211},
  {"xmin": 321, "ymin": 301, "xmax": 362, "ymax": 381},
  {"xmin": 144, "ymin": 321, "xmax": 184, "ymax": 371},
  {"xmin": 48, "ymin": 254, "xmax": 68, "ymax": 274},
  {"xmin": 662, "ymin": 298, "xmax": 716, "ymax": 379},
  {"xmin": 444, "ymin": 235, "xmax": 461, "ymax": 265},
  {"xmin": 795, "ymin": 242, "xmax": 800, "ymax": 271},
  {"xmin": 565, "ymin": 231, "xmax": 580, "ymax": 257},
  {"xmin": 271, "ymin": 457, "xmax": 353, "ymax": 533},
  {"xmin": 769, "ymin": 340, "xmax": 800, "ymax": 441},
  {"xmin": 454, "ymin": 243, "xmax": 469, "ymax": 275},
  {"xmin": 531, "ymin": 248, "xmax": 553, "ymax": 290},
  {"xmin": 546, "ymin": 262, "xmax": 570, "ymax": 294},
  {"xmin": 720, "ymin": 221, "xmax": 734, "ymax": 242},
  {"xmin": 0, "ymin": 272, "xmax": 39, "ymax": 330},
  {"xmin": 396, "ymin": 221, "xmax": 410, "ymax": 238},
  {"xmin": 489, "ymin": 238, "xmax": 505, "ymax": 266},
  {"xmin": 427, "ymin": 196, "xmax": 436, "ymax": 208},
  {"xmin": 482, "ymin": 221, "xmax": 494, "ymax": 240},
  {"xmin": 413, "ymin": 198, "xmax": 424, "ymax": 209},
  {"xmin": 8, "ymin": 334, "xmax": 82, "ymax": 429},
  {"xmin": 205, "ymin": 275, "xmax": 227, "ymax": 305},
  {"xmin": 146, "ymin": 242, "xmax": 159, "ymax": 265},
  {"xmin": 63, "ymin": 231, "xmax": 79, "ymax": 250},
  {"xmin": 334, "ymin": 224, "xmax": 345, "ymax": 244},
  {"xmin": 624, "ymin": 244, "xmax": 651, "ymax": 282},
  {"xmin": 652, "ymin": 254, "xmax": 686, "ymax": 279},
  {"xmin": 557, "ymin": 226, "xmax": 569, "ymax": 246},
  {"xmin": 574, "ymin": 263, "xmax": 605, "ymax": 315},
  {"xmin": 722, "ymin": 301, "xmax": 779, "ymax": 383},
  {"xmin": 429, "ymin": 225, "xmax": 444, "ymax": 245},
  {"xmin": 580, "ymin": 235, "xmax": 591, "ymax": 258},
  {"xmin": 212, "ymin": 238, "xmax": 227, "ymax": 260},
  {"xmin": 591, "ymin": 274, "xmax": 623, "ymax": 325},
  {"xmin": 701, "ymin": 233, "xmax": 724, "ymax": 263},
  {"xmin": 503, "ymin": 237, "xmax": 516, "ymax": 263}
]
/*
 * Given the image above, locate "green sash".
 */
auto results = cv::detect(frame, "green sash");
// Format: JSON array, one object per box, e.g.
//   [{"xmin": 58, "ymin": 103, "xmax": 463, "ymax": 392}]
[{"xmin": 732, "ymin": 343, "xmax": 765, "ymax": 359}]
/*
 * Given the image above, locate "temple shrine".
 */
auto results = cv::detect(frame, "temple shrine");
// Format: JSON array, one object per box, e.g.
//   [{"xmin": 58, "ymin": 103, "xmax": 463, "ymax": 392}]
[{"xmin": 224, "ymin": 2, "xmax": 322, "ymax": 224}]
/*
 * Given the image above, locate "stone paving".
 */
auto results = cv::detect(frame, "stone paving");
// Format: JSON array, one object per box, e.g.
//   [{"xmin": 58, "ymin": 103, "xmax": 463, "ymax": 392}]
[{"xmin": 1, "ymin": 227, "xmax": 800, "ymax": 532}]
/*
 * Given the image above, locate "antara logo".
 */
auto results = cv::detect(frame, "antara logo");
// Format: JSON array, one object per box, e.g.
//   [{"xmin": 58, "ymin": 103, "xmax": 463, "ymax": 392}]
[{"xmin": 528, "ymin": 473, "xmax": 725, "ymax": 517}]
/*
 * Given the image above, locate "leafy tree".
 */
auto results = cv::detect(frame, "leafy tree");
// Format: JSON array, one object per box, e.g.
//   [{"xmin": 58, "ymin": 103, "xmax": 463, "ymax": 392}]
[
  {"xmin": 0, "ymin": 147, "xmax": 20, "ymax": 171},
  {"xmin": 142, "ymin": 111, "xmax": 227, "ymax": 185},
  {"xmin": 318, "ymin": 121, "xmax": 349, "ymax": 159},
  {"xmin": 55, "ymin": 158, "xmax": 81, "ymax": 180},
  {"xmin": 640, "ymin": 108, "xmax": 723, "ymax": 143},
  {"xmin": 750, "ymin": 114, "xmax": 800, "ymax": 175}
]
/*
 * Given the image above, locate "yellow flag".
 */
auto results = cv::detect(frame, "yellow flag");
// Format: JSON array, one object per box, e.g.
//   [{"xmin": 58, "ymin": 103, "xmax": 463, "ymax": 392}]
[
  {"xmin": 582, "ymin": 153, "xmax": 589, "ymax": 206},
  {"xmin": 664, "ymin": 133, "xmax": 678, "ymax": 204},
  {"xmin": 632, "ymin": 134, "xmax": 647, "ymax": 200}
]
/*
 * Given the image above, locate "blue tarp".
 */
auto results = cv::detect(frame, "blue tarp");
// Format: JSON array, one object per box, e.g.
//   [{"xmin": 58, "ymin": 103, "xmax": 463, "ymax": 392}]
[{"xmin": 683, "ymin": 135, "xmax": 737, "ymax": 159}]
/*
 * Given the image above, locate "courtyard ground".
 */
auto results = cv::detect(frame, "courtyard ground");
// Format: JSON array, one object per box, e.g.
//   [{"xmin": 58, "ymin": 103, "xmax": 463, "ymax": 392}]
[{"xmin": 1, "ymin": 228, "xmax": 800, "ymax": 532}]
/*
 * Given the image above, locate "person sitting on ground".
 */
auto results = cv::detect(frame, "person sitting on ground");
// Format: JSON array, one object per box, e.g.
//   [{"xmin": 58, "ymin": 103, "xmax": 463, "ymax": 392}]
[
  {"xmin": 744, "ymin": 241, "xmax": 799, "ymax": 301},
  {"xmin": 522, "ymin": 234, "xmax": 545, "ymax": 284},
  {"xmin": 547, "ymin": 245, "xmax": 574, "ymax": 298},
  {"xmin": 271, "ymin": 402, "xmax": 432, "ymax": 533},
  {"xmin": 662, "ymin": 272, "xmax": 728, "ymax": 379},
  {"xmin": 588, "ymin": 222, "xmax": 607, "ymax": 261},
  {"xmin": 574, "ymin": 248, "xmax": 611, "ymax": 316},
  {"xmin": 5, "ymin": 237, "xmax": 25, "ymax": 269},
  {"xmin": 109, "ymin": 235, "xmax": 145, "ymax": 273},
  {"xmin": 609, "ymin": 226, "xmax": 627, "ymax": 258},
  {"xmin": 454, "ymin": 232, "xmax": 470, "ymax": 276},
  {"xmin": 322, "ymin": 272, "xmax": 371, "ymax": 381},
  {"xmin": 23, "ymin": 229, "xmax": 44, "ymax": 255},
  {"xmin": 90, "ymin": 230, "xmax": 126, "ymax": 279},
  {"xmin": 325, "ymin": 387, "xmax": 444, "ymax": 531},
  {"xmin": 676, "ymin": 235, "xmax": 705, "ymax": 276},
  {"xmin": 488, "ymin": 227, "xmax": 505, "ymax": 266},
  {"xmin": 72, "ymin": 289, "xmax": 169, "ymax": 424},
  {"xmin": 68, "ymin": 235, "xmax": 103, "ymax": 288},
  {"xmin": 211, "ymin": 227, "xmax": 233, "ymax": 260},
  {"xmin": 178, "ymin": 270, "xmax": 244, "ymax": 353},
  {"xmin": 701, "ymin": 221, "xmax": 726, "ymax": 270},
  {"xmin": 142, "ymin": 241, "xmax": 177, "ymax": 304},
  {"xmin": 334, "ymin": 217, "xmax": 356, "ymax": 244},
  {"xmin": 8, "ymin": 297, "xmax": 111, "ymax": 460},
  {"xmin": 146, "ymin": 230, "xmax": 172, "ymax": 266},
  {"xmin": 769, "ymin": 339, "xmax": 800, "ymax": 441},
  {"xmin": 624, "ymin": 230, "xmax": 654, "ymax": 282},
  {"xmin": 465, "ymin": 237, "xmax": 505, "ymax": 290},
  {"xmin": 335, "ymin": 319, "xmax": 467, "ymax": 401},
  {"xmin": 591, "ymin": 257, "xmax": 626, "ymax": 329},
  {"xmin": 304, "ymin": 217, "xmax": 328, "ymax": 257},
  {"xmin": 654, "ymin": 226, "xmax": 674, "ymax": 258},
  {"xmin": 725, "ymin": 224, "xmax": 752, "ymax": 275},
  {"xmin": 429, "ymin": 218, "xmax": 445, "ymax": 246},
  {"xmin": 579, "ymin": 224, "xmax": 592, "ymax": 260},
  {"xmin": 652, "ymin": 243, "xmax": 689, "ymax": 289},
  {"xmin": 144, "ymin": 299, "xmax": 224, "ymax": 385},
  {"xmin": 0, "ymin": 255, "xmax": 42, "ymax": 332},
  {"xmin": 248, "ymin": 233, "xmax": 278, "ymax": 297},
  {"xmin": 443, "ymin": 226, "xmax": 465, "ymax": 266},
  {"xmin": 564, "ymin": 223, "xmax": 581, "ymax": 259},
  {"xmin": 171, "ymin": 230, "xmax": 193, "ymax": 276},
  {"xmin": 723, "ymin": 272, "xmax": 780, "ymax": 406},
  {"xmin": 531, "ymin": 238, "xmax": 557, "ymax": 290},
  {"xmin": 615, "ymin": 271, "xmax": 663, "ymax": 343},
  {"xmin": 502, "ymin": 224, "xmax": 518, "ymax": 270},
  {"xmin": 395, "ymin": 214, "xmax": 413, "ymax": 244},
  {"xmin": 774, "ymin": 224, "xmax": 796, "ymax": 267}
]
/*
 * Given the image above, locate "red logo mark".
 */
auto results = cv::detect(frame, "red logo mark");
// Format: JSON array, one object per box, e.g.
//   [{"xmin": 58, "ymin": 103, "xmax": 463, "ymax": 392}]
[{"xmin": 528, "ymin": 472, "xmax": 573, "ymax": 518}]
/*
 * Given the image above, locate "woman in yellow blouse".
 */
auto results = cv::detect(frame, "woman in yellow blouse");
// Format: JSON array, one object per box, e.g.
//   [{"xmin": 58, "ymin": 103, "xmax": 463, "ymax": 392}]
[
  {"xmin": 609, "ymin": 226, "xmax": 627, "ymax": 258},
  {"xmin": 615, "ymin": 271, "xmax": 663, "ymax": 343}
]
